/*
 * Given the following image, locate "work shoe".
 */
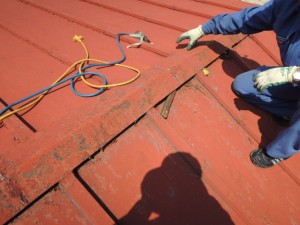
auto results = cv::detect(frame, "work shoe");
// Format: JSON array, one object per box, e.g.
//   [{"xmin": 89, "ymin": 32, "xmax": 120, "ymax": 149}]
[{"xmin": 250, "ymin": 148, "xmax": 287, "ymax": 168}]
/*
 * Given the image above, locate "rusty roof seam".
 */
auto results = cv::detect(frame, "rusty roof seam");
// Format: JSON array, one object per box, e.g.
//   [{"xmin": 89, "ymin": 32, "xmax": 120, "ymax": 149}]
[
  {"xmin": 249, "ymin": 34, "xmax": 282, "ymax": 66},
  {"xmin": 70, "ymin": 115, "xmax": 149, "ymax": 171},
  {"xmin": 194, "ymin": 0, "xmax": 248, "ymax": 11},
  {"xmin": 2, "ymin": 183, "xmax": 59, "ymax": 225},
  {"xmin": 73, "ymin": 170, "xmax": 120, "ymax": 224},
  {"xmin": 81, "ymin": 0, "xmax": 186, "ymax": 32},
  {"xmin": 195, "ymin": 75, "xmax": 258, "ymax": 141},
  {"xmin": 0, "ymin": 24, "xmax": 73, "ymax": 67},
  {"xmin": 138, "ymin": 0, "xmax": 214, "ymax": 19},
  {"xmin": 58, "ymin": 183, "xmax": 95, "ymax": 225}
]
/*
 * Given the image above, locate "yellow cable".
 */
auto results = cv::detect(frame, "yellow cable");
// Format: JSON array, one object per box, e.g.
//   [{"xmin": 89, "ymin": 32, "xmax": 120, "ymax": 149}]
[
  {"xmin": 0, "ymin": 35, "xmax": 141, "ymax": 122},
  {"xmin": 74, "ymin": 35, "xmax": 141, "ymax": 88}
]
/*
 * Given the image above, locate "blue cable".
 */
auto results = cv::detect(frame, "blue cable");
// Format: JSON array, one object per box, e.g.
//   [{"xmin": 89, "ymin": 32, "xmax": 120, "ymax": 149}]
[
  {"xmin": 71, "ymin": 32, "xmax": 129, "ymax": 97},
  {"xmin": 0, "ymin": 32, "xmax": 131, "ymax": 117}
]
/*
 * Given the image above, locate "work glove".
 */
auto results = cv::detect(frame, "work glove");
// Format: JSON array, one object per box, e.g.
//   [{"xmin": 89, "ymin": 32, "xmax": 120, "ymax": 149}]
[
  {"xmin": 176, "ymin": 25, "xmax": 205, "ymax": 50},
  {"xmin": 254, "ymin": 66, "xmax": 299, "ymax": 92}
]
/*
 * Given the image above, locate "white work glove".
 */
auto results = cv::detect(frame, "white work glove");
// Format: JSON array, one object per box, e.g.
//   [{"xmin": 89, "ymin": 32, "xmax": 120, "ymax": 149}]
[
  {"xmin": 176, "ymin": 25, "xmax": 205, "ymax": 50},
  {"xmin": 254, "ymin": 66, "xmax": 299, "ymax": 92}
]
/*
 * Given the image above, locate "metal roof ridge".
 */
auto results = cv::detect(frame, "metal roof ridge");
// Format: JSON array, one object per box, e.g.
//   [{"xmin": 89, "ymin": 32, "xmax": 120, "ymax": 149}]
[{"xmin": 0, "ymin": 47, "xmax": 216, "ymax": 222}]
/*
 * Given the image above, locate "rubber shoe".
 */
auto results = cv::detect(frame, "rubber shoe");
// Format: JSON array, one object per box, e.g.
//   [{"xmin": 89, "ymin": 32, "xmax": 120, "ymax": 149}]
[{"xmin": 250, "ymin": 148, "xmax": 286, "ymax": 168}]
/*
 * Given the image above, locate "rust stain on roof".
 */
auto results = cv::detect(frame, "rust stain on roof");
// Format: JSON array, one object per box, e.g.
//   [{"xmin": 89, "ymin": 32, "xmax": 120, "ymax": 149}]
[{"xmin": 0, "ymin": 0, "xmax": 299, "ymax": 224}]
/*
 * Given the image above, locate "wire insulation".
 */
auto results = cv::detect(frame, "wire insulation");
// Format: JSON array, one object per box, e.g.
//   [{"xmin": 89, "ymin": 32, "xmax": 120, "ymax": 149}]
[{"xmin": 0, "ymin": 33, "xmax": 141, "ymax": 122}]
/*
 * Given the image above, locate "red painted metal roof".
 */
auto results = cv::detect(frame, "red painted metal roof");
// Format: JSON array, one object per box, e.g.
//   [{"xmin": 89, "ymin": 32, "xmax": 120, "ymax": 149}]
[{"xmin": 1, "ymin": 0, "xmax": 300, "ymax": 224}]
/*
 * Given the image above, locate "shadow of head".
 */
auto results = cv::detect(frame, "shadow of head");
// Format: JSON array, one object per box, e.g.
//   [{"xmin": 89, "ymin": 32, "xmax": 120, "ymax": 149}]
[{"xmin": 118, "ymin": 152, "xmax": 234, "ymax": 225}]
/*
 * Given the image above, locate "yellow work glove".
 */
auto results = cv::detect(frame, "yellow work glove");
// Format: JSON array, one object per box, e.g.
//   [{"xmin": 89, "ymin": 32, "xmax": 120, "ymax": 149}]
[
  {"xmin": 254, "ymin": 66, "xmax": 299, "ymax": 92},
  {"xmin": 176, "ymin": 25, "xmax": 205, "ymax": 50}
]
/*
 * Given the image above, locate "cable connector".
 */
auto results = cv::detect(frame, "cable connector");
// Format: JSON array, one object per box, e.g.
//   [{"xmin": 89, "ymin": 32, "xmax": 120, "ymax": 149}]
[
  {"xmin": 128, "ymin": 31, "xmax": 153, "ymax": 48},
  {"xmin": 73, "ymin": 35, "xmax": 84, "ymax": 43}
]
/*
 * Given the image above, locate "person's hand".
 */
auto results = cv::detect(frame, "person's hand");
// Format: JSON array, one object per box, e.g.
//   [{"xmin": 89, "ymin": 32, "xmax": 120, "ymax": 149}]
[
  {"xmin": 254, "ymin": 66, "xmax": 298, "ymax": 92},
  {"xmin": 176, "ymin": 25, "xmax": 205, "ymax": 50}
]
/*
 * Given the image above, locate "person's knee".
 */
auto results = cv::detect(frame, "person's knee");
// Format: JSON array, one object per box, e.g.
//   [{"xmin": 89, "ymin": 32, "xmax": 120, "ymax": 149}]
[
  {"xmin": 232, "ymin": 74, "xmax": 249, "ymax": 97},
  {"xmin": 232, "ymin": 67, "xmax": 268, "ymax": 97}
]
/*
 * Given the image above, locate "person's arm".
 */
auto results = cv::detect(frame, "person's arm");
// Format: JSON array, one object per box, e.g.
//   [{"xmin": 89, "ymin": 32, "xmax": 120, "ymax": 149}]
[
  {"xmin": 202, "ymin": 0, "xmax": 276, "ymax": 35},
  {"xmin": 177, "ymin": 0, "xmax": 277, "ymax": 50}
]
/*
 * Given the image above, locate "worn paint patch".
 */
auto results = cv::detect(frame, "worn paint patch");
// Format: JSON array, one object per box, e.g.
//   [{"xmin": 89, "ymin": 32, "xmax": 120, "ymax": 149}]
[{"xmin": 0, "ymin": 171, "xmax": 28, "ymax": 205}]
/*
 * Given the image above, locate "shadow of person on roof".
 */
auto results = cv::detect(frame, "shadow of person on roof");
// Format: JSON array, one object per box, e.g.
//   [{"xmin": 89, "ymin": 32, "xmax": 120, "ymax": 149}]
[
  {"xmin": 233, "ymin": 97, "xmax": 285, "ymax": 147},
  {"xmin": 116, "ymin": 152, "xmax": 234, "ymax": 225},
  {"xmin": 177, "ymin": 39, "xmax": 284, "ymax": 148},
  {"xmin": 205, "ymin": 40, "xmax": 285, "ymax": 147}
]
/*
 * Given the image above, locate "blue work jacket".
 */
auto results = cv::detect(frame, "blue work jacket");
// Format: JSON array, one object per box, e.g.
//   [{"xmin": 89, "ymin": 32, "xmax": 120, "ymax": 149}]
[{"xmin": 202, "ymin": 0, "xmax": 300, "ymax": 66}]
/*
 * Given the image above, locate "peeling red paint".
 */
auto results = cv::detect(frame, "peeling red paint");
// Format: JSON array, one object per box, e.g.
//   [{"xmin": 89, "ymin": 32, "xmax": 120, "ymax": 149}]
[{"xmin": 0, "ymin": 172, "xmax": 28, "ymax": 205}]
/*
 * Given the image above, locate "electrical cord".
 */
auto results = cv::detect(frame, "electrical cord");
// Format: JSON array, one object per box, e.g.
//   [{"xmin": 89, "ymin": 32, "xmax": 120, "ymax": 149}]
[{"xmin": 0, "ymin": 32, "xmax": 148, "ymax": 124}]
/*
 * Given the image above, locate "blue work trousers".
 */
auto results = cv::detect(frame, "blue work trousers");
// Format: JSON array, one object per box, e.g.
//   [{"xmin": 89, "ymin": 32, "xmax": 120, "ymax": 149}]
[{"xmin": 232, "ymin": 66, "xmax": 300, "ymax": 158}]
